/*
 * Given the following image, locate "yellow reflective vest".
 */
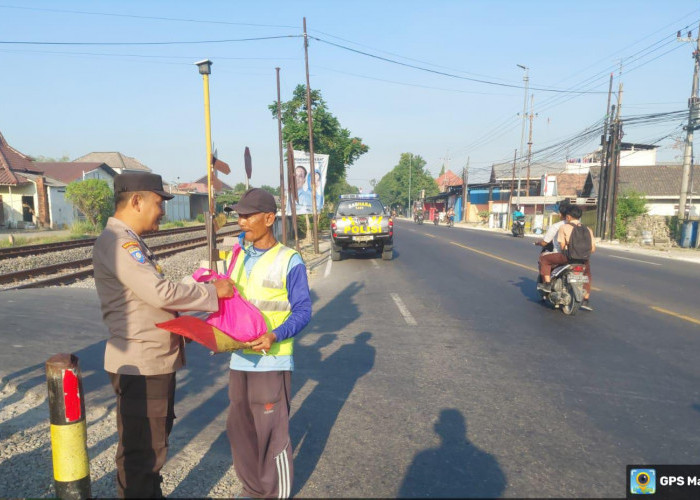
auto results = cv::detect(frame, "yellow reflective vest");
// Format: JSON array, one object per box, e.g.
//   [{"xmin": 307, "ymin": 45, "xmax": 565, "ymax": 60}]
[{"xmin": 227, "ymin": 243, "xmax": 297, "ymax": 356}]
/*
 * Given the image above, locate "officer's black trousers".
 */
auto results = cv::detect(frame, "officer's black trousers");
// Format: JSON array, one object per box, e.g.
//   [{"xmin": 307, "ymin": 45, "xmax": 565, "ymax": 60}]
[{"xmin": 109, "ymin": 372, "xmax": 176, "ymax": 498}]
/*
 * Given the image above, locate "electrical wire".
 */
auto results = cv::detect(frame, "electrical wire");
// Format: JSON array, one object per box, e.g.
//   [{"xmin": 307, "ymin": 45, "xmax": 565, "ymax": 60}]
[{"xmin": 0, "ymin": 34, "xmax": 302, "ymax": 46}]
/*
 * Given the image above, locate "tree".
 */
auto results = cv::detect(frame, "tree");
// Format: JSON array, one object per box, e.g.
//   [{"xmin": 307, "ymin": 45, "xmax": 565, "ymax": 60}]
[
  {"xmin": 615, "ymin": 190, "xmax": 648, "ymax": 240},
  {"xmin": 65, "ymin": 179, "xmax": 113, "ymax": 228},
  {"xmin": 32, "ymin": 154, "xmax": 70, "ymax": 162},
  {"xmin": 260, "ymin": 184, "xmax": 280, "ymax": 196},
  {"xmin": 374, "ymin": 153, "xmax": 439, "ymax": 209},
  {"xmin": 269, "ymin": 84, "xmax": 368, "ymax": 204}
]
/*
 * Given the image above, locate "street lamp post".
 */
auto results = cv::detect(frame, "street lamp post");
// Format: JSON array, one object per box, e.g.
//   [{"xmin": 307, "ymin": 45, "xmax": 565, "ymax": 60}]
[
  {"xmin": 195, "ymin": 59, "xmax": 217, "ymax": 268},
  {"xmin": 408, "ymin": 153, "xmax": 413, "ymax": 218}
]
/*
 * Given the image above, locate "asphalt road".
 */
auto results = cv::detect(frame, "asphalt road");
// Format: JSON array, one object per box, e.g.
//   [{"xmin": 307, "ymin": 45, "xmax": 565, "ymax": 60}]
[{"xmin": 1, "ymin": 225, "xmax": 699, "ymax": 497}]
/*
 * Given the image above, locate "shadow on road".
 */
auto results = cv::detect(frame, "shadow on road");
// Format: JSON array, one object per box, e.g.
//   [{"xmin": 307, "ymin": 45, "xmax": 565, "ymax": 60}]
[
  {"xmin": 291, "ymin": 331, "xmax": 376, "ymax": 496},
  {"xmin": 510, "ymin": 275, "xmax": 541, "ymax": 304},
  {"xmin": 398, "ymin": 408, "xmax": 506, "ymax": 498}
]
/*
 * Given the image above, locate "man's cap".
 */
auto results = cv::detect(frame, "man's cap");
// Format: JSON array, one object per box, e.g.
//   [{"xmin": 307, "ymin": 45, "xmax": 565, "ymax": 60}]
[
  {"xmin": 114, "ymin": 172, "xmax": 174, "ymax": 200},
  {"xmin": 233, "ymin": 188, "xmax": 277, "ymax": 214}
]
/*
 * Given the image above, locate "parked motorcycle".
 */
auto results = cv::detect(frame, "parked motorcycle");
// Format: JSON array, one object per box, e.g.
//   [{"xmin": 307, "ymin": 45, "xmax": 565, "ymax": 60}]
[
  {"xmin": 511, "ymin": 217, "xmax": 525, "ymax": 237},
  {"xmin": 536, "ymin": 262, "xmax": 588, "ymax": 315}
]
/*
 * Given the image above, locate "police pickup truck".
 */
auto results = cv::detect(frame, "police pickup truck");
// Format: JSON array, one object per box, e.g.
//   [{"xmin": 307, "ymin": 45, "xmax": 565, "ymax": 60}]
[{"xmin": 330, "ymin": 194, "xmax": 393, "ymax": 261}]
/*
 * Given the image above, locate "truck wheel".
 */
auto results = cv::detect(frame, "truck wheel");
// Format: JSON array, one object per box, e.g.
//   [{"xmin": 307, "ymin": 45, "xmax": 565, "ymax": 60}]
[
  {"xmin": 382, "ymin": 248, "xmax": 393, "ymax": 260},
  {"xmin": 331, "ymin": 245, "xmax": 341, "ymax": 261}
]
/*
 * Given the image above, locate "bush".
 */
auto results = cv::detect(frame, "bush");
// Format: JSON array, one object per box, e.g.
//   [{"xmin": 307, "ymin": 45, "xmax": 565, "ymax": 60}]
[
  {"xmin": 196, "ymin": 214, "xmax": 205, "ymax": 223},
  {"xmin": 66, "ymin": 179, "xmax": 113, "ymax": 228},
  {"xmin": 666, "ymin": 215, "xmax": 680, "ymax": 241},
  {"xmin": 614, "ymin": 190, "xmax": 648, "ymax": 241},
  {"xmin": 477, "ymin": 210, "xmax": 489, "ymax": 223},
  {"xmin": 71, "ymin": 220, "xmax": 100, "ymax": 236},
  {"xmin": 160, "ymin": 220, "xmax": 185, "ymax": 229}
]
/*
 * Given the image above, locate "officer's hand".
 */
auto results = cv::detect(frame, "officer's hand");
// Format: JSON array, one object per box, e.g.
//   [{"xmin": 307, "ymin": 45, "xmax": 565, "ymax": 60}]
[
  {"xmin": 246, "ymin": 332, "xmax": 277, "ymax": 351},
  {"xmin": 213, "ymin": 278, "xmax": 235, "ymax": 298}
]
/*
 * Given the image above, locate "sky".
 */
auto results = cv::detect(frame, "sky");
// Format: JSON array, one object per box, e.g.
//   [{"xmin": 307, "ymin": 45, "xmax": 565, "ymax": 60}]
[{"xmin": 1, "ymin": 0, "xmax": 698, "ymax": 190}]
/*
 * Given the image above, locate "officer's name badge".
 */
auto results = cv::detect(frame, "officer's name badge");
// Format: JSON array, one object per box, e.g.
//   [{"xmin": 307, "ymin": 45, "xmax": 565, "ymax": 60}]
[{"xmin": 122, "ymin": 241, "xmax": 146, "ymax": 264}]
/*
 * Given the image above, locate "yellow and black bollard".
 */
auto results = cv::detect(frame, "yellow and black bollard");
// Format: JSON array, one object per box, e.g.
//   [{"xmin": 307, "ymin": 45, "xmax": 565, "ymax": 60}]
[{"xmin": 45, "ymin": 353, "xmax": 91, "ymax": 499}]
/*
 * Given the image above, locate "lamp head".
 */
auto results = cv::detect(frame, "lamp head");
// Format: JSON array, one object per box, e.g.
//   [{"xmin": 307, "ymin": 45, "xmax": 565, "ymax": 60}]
[{"xmin": 195, "ymin": 59, "xmax": 213, "ymax": 75}]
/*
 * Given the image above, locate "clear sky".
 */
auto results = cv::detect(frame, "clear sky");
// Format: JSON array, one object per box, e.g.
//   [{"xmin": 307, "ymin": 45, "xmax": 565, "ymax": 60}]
[{"xmin": 1, "ymin": 1, "xmax": 698, "ymax": 189}]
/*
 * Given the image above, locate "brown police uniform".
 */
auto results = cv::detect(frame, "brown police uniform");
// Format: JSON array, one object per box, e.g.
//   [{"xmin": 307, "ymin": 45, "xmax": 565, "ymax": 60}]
[{"xmin": 94, "ymin": 178, "xmax": 219, "ymax": 497}]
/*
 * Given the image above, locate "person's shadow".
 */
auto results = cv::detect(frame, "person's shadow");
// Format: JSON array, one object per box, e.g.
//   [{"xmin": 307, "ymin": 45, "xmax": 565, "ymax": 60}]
[
  {"xmin": 291, "ymin": 331, "xmax": 376, "ymax": 495},
  {"xmin": 399, "ymin": 409, "xmax": 506, "ymax": 498}
]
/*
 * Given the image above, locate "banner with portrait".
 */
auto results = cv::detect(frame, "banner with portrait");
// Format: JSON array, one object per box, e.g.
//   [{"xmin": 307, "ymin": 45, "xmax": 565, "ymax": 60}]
[{"xmin": 288, "ymin": 150, "xmax": 329, "ymax": 215}]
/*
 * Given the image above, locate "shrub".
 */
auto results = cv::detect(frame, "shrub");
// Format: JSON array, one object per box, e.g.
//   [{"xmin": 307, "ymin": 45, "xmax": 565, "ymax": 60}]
[
  {"xmin": 70, "ymin": 220, "xmax": 100, "ymax": 236},
  {"xmin": 160, "ymin": 220, "xmax": 185, "ymax": 229},
  {"xmin": 614, "ymin": 190, "xmax": 648, "ymax": 241},
  {"xmin": 65, "ymin": 179, "xmax": 113, "ymax": 228},
  {"xmin": 196, "ymin": 214, "xmax": 205, "ymax": 223}
]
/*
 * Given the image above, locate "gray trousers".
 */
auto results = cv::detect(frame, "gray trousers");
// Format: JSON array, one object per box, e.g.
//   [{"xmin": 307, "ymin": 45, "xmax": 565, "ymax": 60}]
[{"xmin": 227, "ymin": 370, "xmax": 293, "ymax": 498}]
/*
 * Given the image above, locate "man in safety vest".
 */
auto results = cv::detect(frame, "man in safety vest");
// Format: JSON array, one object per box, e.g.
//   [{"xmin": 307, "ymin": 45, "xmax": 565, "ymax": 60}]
[{"xmin": 225, "ymin": 188, "xmax": 311, "ymax": 499}]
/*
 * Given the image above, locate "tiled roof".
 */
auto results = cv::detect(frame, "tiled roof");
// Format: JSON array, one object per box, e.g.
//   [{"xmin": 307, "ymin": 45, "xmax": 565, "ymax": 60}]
[
  {"xmin": 73, "ymin": 152, "xmax": 151, "ymax": 172},
  {"xmin": 588, "ymin": 164, "xmax": 699, "ymax": 197},
  {"xmin": 28, "ymin": 162, "xmax": 115, "ymax": 184},
  {"xmin": 436, "ymin": 170, "xmax": 463, "ymax": 189},
  {"xmin": 555, "ymin": 173, "xmax": 588, "ymax": 197},
  {"xmin": 491, "ymin": 161, "xmax": 564, "ymax": 182},
  {"xmin": 191, "ymin": 175, "xmax": 233, "ymax": 192},
  {"xmin": 0, "ymin": 132, "xmax": 34, "ymax": 185}
]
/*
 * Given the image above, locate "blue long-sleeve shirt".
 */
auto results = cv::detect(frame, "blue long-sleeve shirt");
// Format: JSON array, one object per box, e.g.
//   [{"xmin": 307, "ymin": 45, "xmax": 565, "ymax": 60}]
[{"xmin": 229, "ymin": 241, "xmax": 311, "ymax": 372}]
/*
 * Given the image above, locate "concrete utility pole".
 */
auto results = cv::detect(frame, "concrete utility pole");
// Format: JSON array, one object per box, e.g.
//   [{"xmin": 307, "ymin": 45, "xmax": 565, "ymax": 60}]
[
  {"xmin": 607, "ymin": 84, "xmax": 624, "ymax": 241},
  {"xmin": 525, "ymin": 94, "xmax": 535, "ymax": 196},
  {"xmin": 408, "ymin": 153, "xmax": 413, "ymax": 217},
  {"xmin": 595, "ymin": 73, "xmax": 615, "ymax": 237},
  {"xmin": 303, "ymin": 17, "xmax": 319, "ymax": 253},
  {"xmin": 275, "ymin": 67, "xmax": 287, "ymax": 246},
  {"xmin": 516, "ymin": 64, "xmax": 529, "ymax": 207},
  {"xmin": 677, "ymin": 25, "xmax": 700, "ymax": 246},
  {"xmin": 461, "ymin": 157, "xmax": 469, "ymax": 222}
]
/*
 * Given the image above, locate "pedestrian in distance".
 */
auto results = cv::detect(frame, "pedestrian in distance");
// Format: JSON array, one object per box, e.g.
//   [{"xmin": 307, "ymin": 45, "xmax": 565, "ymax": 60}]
[
  {"xmin": 93, "ymin": 172, "xmax": 235, "ymax": 498},
  {"xmin": 225, "ymin": 188, "xmax": 312, "ymax": 499}
]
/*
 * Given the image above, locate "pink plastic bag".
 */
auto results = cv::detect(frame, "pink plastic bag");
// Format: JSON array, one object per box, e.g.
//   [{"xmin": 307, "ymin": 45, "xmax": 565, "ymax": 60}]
[{"xmin": 192, "ymin": 244, "xmax": 267, "ymax": 343}]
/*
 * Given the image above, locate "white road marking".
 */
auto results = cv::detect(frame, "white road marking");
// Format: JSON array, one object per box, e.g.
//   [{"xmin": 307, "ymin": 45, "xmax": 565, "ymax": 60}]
[
  {"xmin": 609, "ymin": 255, "xmax": 662, "ymax": 266},
  {"xmin": 324, "ymin": 258, "xmax": 332, "ymax": 278},
  {"xmin": 391, "ymin": 293, "xmax": 417, "ymax": 326},
  {"xmin": 371, "ymin": 260, "xmax": 379, "ymax": 268}
]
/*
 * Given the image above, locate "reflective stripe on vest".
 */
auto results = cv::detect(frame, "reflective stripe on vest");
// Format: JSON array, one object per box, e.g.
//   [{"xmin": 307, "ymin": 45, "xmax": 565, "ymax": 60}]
[{"xmin": 228, "ymin": 243, "xmax": 297, "ymax": 356}]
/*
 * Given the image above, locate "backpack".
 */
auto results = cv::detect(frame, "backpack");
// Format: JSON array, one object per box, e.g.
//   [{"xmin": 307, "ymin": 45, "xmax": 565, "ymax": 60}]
[{"xmin": 566, "ymin": 222, "xmax": 592, "ymax": 261}]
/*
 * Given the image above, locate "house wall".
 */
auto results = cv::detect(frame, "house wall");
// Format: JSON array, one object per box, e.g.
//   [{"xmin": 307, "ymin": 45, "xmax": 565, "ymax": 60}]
[
  {"xmin": 82, "ymin": 169, "xmax": 115, "ymax": 189},
  {"xmin": 47, "ymin": 186, "xmax": 74, "ymax": 229},
  {"xmin": 164, "ymin": 194, "xmax": 191, "ymax": 221},
  {"xmin": 0, "ymin": 184, "xmax": 35, "ymax": 228},
  {"xmin": 646, "ymin": 200, "xmax": 700, "ymax": 218}
]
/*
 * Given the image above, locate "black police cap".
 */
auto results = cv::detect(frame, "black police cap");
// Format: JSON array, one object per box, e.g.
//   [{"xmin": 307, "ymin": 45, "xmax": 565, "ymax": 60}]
[
  {"xmin": 233, "ymin": 188, "xmax": 277, "ymax": 214},
  {"xmin": 114, "ymin": 172, "xmax": 174, "ymax": 200}
]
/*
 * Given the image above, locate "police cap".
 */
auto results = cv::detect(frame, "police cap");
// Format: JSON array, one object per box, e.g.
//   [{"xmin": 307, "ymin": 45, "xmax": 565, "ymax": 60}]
[
  {"xmin": 233, "ymin": 188, "xmax": 277, "ymax": 214},
  {"xmin": 114, "ymin": 172, "xmax": 174, "ymax": 200}
]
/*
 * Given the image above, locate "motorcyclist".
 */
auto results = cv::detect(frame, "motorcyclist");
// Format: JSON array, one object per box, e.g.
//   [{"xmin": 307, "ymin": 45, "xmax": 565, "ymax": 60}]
[{"xmin": 447, "ymin": 207, "xmax": 455, "ymax": 225}]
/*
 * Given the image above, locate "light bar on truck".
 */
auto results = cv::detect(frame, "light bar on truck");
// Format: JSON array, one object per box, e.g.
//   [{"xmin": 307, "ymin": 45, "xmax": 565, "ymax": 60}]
[{"xmin": 339, "ymin": 193, "xmax": 379, "ymax": 200}]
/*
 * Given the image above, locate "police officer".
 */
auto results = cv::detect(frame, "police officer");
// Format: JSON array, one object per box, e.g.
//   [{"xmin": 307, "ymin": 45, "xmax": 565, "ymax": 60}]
[{"xmin": 93, "ymin": 172, "xmax": 234, "ymax": 498}]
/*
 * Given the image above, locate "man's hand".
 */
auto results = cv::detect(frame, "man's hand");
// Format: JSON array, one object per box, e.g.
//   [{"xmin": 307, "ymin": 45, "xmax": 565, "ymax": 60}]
[
  {"xmin": 213, "ymin": 278, "xmax": 235, "ymax": 298},
  {"xmin": 246, "ymin": 332, "xmax": 277, "ymax": 352},
  {"xmin": 534, "ymin": 239, "xmax": 546, "ymax": 247}
]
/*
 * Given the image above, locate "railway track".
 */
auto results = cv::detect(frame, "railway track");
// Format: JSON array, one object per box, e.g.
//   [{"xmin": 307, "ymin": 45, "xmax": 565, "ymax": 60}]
[
  {"xmin": 0, "ymin": 223, "xmax": 234, "ymax": 260},
  {"xmin": 1, "ymin": 227, "xmax": 241, "ymax": 290}
]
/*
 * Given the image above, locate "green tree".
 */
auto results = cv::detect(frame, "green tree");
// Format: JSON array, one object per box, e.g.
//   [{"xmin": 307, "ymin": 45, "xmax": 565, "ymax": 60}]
[
  {"xmin": 65, "ymin": 179, "xmax": 113, "ymax": 228},
  {"xmin": 269, "ymin": 84, "xmax": 368, "ymax": 204},
  {"xmin": 32, "ymin": 154, "xmax": 70, "ymax": 162},
  {"xmin": 260, "ymin": 184, "xmax": 280, "ymax": 196},
  {"xmin": 216, "ymin": 183, "xmax": 250, "ymax": 210},
  {"xmin": 374, "ymin": 153, "xmax": 439, "ymax": 209},
  {"xmin": 614, "ymin": 190, "xmax": 648, "ymax": 240}
]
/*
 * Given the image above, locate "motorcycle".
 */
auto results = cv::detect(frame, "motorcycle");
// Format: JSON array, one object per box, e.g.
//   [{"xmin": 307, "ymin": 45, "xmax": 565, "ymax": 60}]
[
  {"xmin": 433, "ymin": 214, "xmax": 440, "ymax": 226},
  {"xmin": 536, "ymin": 262, "xmax": 588, "ymax": 315},
  {"xmin": 447, "ymin": 215, "xmax": 454, "ymax": 228},
  {"xmin": 414, "ymin": 212, "xmax": 424, "ymax": 225},
  {"xmin": 511, "ymin": 217, "xmax": 525, "ymax": 237}
]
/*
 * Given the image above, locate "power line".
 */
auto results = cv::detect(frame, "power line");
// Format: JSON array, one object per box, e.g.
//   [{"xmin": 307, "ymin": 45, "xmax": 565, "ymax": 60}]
[
  {"xmin": 0, "ymin": 4, "xmax": 300, "ymax": 29},
  {"xmin": 0, "ymin": 34, "xmax": 301, "ymax": 46},
  {"xmin": 310, "ymin": 36, "xmax": 608, "ymax": 94}
]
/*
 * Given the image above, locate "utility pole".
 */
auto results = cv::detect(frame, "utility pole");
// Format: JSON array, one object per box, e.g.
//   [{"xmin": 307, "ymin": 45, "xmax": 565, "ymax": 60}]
[
  {"xmin": 461, "ymin": 156, "xmax": 469, "ymax": 222},
  {"xmin": 408, "ymin": 153, "xmax": 413, "ymax": 217},
  {"xmin": 607, "ymin": 83, "xmax": 624, "ymax": 240},
  {"xmin": 275, "ymin": 67, "xmax": 287, "ymax": 246},
  {"xmin": 508, "ymin": 149, "xmax": 517, "ymax": 229},
  {"xmin": 525, "ymin": 94, "xmax": 535, "ymax": 196},
  {"xmin": 677, "ymin": 25, "xmax": 700, "ymax": 246},
  {"xmin": 516, "ymin": 64, "xmax": 529, "ymax": 207},
  {"xmin": 303, "ymin": 17, "xmax": 319, "ymax": 253},
  {"xmin": 595, "ymin": 73, "xmax": 615, "ymax": 238}
]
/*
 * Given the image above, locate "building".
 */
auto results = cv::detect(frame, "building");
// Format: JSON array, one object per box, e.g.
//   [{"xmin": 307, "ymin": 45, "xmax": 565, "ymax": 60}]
[
  {"xmin": 584, "ymin": 164, "xmax": 700, "ymax": 218},
  {"xmin": 73, "ymin": 152, "xmax": 152, "ymax": 174},
  {"xmin": 0, "ymin": 132, "xmax": 46, "ymax": 228}
]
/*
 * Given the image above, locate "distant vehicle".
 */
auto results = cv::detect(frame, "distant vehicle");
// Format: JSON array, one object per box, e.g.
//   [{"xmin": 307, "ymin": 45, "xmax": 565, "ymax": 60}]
[
  {"xmin": 330, "ymin": 194, "xmax": 394, "ymax": 261},
  {"xmin": 512, "ymin": 216, "xmax": 525, "ymax": 237}
]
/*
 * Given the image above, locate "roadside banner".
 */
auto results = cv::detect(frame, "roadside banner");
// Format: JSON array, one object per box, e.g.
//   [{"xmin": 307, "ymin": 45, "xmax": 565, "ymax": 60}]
[{"xmin": 288, "ymin": 150, "xmax": 329, "ymax": 214}]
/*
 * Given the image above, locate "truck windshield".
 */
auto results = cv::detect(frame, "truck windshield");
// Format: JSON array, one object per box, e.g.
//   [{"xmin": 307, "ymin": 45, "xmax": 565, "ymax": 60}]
[{"xmin": 336, "ymin": 200, "xmax": 385, "ymax": 216}]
